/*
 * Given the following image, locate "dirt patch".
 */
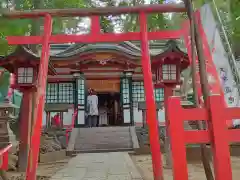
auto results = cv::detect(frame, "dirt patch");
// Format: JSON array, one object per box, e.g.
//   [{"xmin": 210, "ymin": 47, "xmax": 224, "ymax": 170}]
[
  {"xmin": 131, "ymin": 154, "xmax": 240, "ymax": 180},
  {"xmin": 7, "ymin": 158, "xmax": 70, "ymax": 180}
]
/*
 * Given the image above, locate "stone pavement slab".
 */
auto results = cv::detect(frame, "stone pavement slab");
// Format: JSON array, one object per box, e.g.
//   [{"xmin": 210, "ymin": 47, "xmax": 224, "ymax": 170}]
[{"xmin": 50, "ymin": 152, "xmax": 143, "ymax": 180}]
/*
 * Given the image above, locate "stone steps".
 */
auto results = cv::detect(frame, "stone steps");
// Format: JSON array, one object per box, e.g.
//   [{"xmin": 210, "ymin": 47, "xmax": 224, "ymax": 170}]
[{"xmin": 73, "ymin": 126, "xmax": 134, "ymax": 153}]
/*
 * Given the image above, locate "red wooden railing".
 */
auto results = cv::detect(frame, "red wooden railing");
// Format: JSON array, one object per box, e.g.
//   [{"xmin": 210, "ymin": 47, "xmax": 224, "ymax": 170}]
[
  {"xmin": 65, "ymin": 109, "xmax": 78, "ymax": 144},
  {"xmin": 0, "ymin": 144, "xmax": 12, "ymax": 170},
  {"xmin": 167, "ymin": 95, "xmax": 240, "ymax": 180}
]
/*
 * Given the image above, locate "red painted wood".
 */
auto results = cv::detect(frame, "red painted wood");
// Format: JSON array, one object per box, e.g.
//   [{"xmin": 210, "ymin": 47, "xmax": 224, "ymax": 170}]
[
  {"xmin": 91, "ymin": 16, "xmax": 100, "ymax": 34},
  {"xmin": 0, "ymin": 144, "xmax": 12, "ymax": 170},
  {"xmin": 1, "ymin": 151, "xmax": 8, "ymax": 170},
  {"xmin": 77, "ymin": 69, "xmax": 124, "ymax": 73},
  {"xmin": 167, "ymin": 97, "xmax": 188, "ymax": 180},
  {"xmin": 3, "ymin": 4, "xmax": 186, "ymax": 18},
  {"xmin": 181, "ymin": 109, "xmax": 208, "ymax": 121},
  {"xmin": 228, "ymin": 130, "xmax": 240, "ymax": 142},
  {"xmin": 208, "ymin": 95, "xmax": 232, "ymax": 180},
  {"xmin": 184, "ymin": 131, "xmax": 210, "ymax": 144},
  {"xmin": 139, "ymin": 12, "xmax": 163, "ymax": 180},
  {"xmin": 26, "ymin": 14, "xmax": 52, "ymax": 180},
  {"xmin": 225, "ymin": 108, "xmax": 240, "ymax": 119},
  {"xmin": 7, "ymin": 30, "xmax": 182, "ymax": 45},
  {"xmin": 167, "ymin": 95, "xmax": 240, "ymax": 180},
  {"xmin": 53, "ymin": 55, "xmax": 140, "ymax": 67},
  {"xmin": 6, "ymin": 6, "xmax": 240, "ymax": 180},
  {"xmin": 46, "ymin": 112, "xmax": 50, "ymax": 128}
]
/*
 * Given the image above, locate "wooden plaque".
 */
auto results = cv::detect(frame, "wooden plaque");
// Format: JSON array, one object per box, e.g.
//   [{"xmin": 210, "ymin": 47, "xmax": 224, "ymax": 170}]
[{"xmin": 86, "ymin": 79, "xmax": 120, "ymax": 92}]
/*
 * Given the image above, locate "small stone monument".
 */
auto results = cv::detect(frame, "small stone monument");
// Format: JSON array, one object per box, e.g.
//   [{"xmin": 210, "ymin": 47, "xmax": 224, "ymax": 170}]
[{"xmin": 0, "ymin": 98, "xmax": 19, "ymax": 149}]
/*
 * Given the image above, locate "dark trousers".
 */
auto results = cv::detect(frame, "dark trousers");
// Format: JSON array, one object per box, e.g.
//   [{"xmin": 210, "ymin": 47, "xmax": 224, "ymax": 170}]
[{"xmin": 88, "ymin": 115, "xmax": 98, "ymax": 127}]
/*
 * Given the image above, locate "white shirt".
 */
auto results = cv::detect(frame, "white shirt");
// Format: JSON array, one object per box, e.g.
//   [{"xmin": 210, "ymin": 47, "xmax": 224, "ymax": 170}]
[{"xmin": 87, "ymin": 95, "xmax": 99, "ymax": 116}]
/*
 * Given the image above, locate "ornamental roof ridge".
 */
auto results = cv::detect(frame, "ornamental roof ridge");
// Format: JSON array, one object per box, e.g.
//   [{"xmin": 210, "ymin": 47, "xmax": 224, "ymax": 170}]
[
  {"xmin": 54, "ymin": 42, "xmax": 143, "ymax": 58},
  {"xmin": 53, "ymin": 40, "xmax": 182, "ymax": 58}
]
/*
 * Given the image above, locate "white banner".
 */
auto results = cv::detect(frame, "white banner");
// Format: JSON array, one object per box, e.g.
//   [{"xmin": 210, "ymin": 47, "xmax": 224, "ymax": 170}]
[{"xmin": 200, "ymin": 4, "xmax": 240, "ymax": 125}]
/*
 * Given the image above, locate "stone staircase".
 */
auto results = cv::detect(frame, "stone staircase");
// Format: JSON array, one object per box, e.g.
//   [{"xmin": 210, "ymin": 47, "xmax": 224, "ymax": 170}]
[{"xmin": 71, "ymin": 126, "xmax": 136, "ymax": 153}]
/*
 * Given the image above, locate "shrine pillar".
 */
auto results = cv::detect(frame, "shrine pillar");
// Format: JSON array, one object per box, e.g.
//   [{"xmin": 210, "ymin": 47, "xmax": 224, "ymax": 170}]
[
  {"xmin": 73, "ymin": 73, "xmax": 85, "ymax": 127},
  {"xmin": 120, "ymin": 71, "xmax": 133, "ymax": 125}
]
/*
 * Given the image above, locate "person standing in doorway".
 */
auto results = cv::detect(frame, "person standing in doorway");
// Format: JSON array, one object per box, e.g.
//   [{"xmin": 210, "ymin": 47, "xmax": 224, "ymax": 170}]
[{"xmin": 87, "ymin": 88, "xmax": 99, "ymax": 127}]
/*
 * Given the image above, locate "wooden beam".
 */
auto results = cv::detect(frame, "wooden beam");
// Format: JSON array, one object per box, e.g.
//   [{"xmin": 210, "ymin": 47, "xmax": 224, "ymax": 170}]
[
  {"xmin": 2, "ymin": 4, "xmax": 186, "ymax": 18},
  {"xmin": 7, "ymin": 30, "xmax": 182, "ymax": 45}
]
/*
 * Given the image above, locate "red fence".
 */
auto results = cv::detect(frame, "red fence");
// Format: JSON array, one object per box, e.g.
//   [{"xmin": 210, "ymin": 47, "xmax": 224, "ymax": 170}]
[
  {"xmin": 0, "ymin": 144, "xmax": 12, "ymax": 170},
  {"xmin": 167, "ymin": 95, "xmax": 240, "ymax": 180}
]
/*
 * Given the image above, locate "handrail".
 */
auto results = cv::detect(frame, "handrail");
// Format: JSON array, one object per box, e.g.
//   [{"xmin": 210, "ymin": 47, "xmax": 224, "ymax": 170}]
[
  {"xmin": 0, "ymin": 144, "xmax": 12, "ymax": 170},
  {"xmin": 0, "ymin": 144, "xmax": 12, "ymax": 155}
]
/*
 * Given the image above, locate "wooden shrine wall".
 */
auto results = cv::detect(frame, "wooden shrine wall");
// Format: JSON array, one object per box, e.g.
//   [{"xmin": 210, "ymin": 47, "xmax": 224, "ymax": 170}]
[{"xmin": 86, "ymin": 79, "xmax": 120, "ymax": 92}]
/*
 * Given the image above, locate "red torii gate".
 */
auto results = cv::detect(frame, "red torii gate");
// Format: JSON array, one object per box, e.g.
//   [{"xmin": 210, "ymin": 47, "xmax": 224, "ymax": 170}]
[
  {"xmin": 3, "ymin": 3, "xmax": 240, "ymax": 180},
  {"xmin": 167, "ymin": 95, "xmax": 240, "ymax": 180},
  {"xmin": 4, "ymin": 4, "xmax": 186, "ymax": 180}
]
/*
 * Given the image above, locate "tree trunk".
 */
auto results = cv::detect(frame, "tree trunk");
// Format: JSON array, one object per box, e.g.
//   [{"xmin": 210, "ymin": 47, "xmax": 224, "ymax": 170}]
[
  {"xmin": 184, "ymin": 1, "xmax": 214, "ymax": 180},
  {"xmin": 30, "ymin": 0, "xmax": 44, "ymax": 53}
]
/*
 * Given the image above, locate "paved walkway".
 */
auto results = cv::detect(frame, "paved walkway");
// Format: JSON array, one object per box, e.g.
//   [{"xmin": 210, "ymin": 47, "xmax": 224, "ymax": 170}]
[{"xmin": 50, "ymin": 152, "xmax": 143, "ymax": 180}]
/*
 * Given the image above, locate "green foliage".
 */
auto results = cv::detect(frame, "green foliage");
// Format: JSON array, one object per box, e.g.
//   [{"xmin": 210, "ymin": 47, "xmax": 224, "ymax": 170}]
[
  {"xmin": 230, "ymin": 0, "xmax": 240, "ymax": 39},
  {"xmin": 0, "ymin": 18, "xmax": 31, "ymax": 55},
  {"xmin": 0, "ymin": 0, "xmax": 86, "ymax": 55},
  {"xmin": 0, "ymin": 69, "xmax": 10, "ymax": 102}
]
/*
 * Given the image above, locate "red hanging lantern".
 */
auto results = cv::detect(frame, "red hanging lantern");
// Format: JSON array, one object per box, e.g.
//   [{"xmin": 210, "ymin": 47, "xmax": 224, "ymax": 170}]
[
  {"xmin": 151, "ymin": 41, "xmax": 190, "ymax": 88},
  {"xmin": 0, "ymin": 46, "xmax": 56, "ymax": 91}
]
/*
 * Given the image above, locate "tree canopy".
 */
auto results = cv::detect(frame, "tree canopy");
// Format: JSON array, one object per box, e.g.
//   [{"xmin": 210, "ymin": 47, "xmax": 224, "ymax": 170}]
[{"xmin": 0, "ymin": 0, "xmax": 239, "ymax": 56}]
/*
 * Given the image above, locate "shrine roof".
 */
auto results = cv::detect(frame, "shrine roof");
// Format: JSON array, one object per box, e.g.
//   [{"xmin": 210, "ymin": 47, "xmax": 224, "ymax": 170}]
[
  {"xmin": 0, "ymin": 46, "xmax": 56, "ymax": 75},
  {"xmin": 0, "ymin": 40, "xmax": 188, "ymax": 66},
  {"xmin": 51, "ymin": 40, "xmax": 187, "ymax": 59}
]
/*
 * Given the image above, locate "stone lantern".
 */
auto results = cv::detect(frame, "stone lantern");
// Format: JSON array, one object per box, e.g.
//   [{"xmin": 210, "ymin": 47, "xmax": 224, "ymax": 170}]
[{"xmin": 0, "ymin": 99, "xmax": 19, "ymax": 149}]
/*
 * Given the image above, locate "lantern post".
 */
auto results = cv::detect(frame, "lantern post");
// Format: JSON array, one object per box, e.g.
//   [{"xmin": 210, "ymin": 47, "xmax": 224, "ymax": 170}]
[
  {"xmin": 10, "ymin": 65, "xmax": 38, "ymax": 172},
  {"xmin": 153, "ymin": 52, "xmax": 188, "ymax": 168}
]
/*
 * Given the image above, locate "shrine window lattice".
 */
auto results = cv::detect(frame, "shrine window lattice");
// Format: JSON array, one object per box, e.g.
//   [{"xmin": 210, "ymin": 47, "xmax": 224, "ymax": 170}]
[
  {"xmin": 77, "ymin": 79, "xmax": 85, "ymax": 105},
  {"xmin": 17, "ymin": 67, "xmax": 34, "ymax": 84},
  {"xmin": 122, "ymin": 78, "xmax": 130, "ymax": 104},
  {"xmin": 46, "ymin": 83, "xmax": 74, "ymax": 104},
  {"xmin": 132, "ymin": 81, "xmax": 164, "ymax": 107},
  {"xmin": 162, "ymin": 64, "xmax": 177, "ymax": 80}
]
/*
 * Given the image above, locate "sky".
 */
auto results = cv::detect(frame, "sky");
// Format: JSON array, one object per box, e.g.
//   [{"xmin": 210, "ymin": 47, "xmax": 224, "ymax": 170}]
[{"xmin": 72, "ymin": 0, "xmax": 184, "ymax": 35}]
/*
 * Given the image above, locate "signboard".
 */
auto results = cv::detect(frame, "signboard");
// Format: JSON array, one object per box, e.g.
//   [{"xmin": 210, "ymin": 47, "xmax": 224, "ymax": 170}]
[{"xmin": 86, "ymin": 79, "xmax": 120, "ymax": 92}]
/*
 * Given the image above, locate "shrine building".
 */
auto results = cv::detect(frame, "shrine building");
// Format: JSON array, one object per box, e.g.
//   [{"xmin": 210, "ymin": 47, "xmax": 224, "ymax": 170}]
[{"xmin": 0, "ymin": 40, "xmax": 189, "ymax": 127}]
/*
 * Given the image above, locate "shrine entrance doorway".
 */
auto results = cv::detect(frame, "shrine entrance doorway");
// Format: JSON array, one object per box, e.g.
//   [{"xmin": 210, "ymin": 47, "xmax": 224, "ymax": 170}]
[
  {"xmin": 98, "ymin": 92, "xmax": 122, "ymax": 126},
  {"xmin": 86, "ymin": 79, "xmax": 122, "ymax": 126}
]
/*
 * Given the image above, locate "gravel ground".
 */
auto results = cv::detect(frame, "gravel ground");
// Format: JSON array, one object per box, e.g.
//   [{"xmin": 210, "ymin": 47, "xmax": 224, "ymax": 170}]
[{"xmin": 131, "ymin": 154, "xmax": 240, "ymax": 180}]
